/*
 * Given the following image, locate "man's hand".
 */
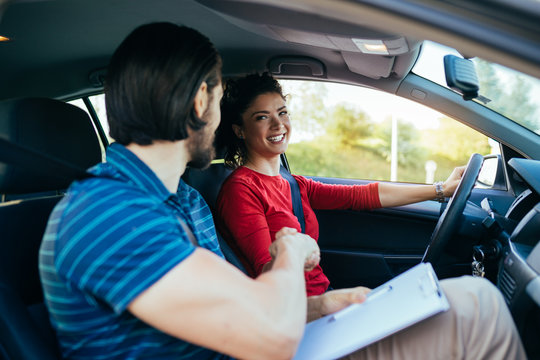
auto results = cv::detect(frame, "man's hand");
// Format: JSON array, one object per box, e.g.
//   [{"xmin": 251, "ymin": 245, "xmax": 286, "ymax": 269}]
[
  {"xmin": 307, "ymin": 286, "xmax": 371, "ymax": 322},
  {"xmin": 270, "ymin": 227, "xmax": 320, "ymax": 271}
]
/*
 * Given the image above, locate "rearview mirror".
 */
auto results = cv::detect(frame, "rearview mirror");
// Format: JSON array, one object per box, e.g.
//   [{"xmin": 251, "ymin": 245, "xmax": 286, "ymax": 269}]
[{"xmin": 443, "ymin": 55, "xmax": 479, "ymax": 100}]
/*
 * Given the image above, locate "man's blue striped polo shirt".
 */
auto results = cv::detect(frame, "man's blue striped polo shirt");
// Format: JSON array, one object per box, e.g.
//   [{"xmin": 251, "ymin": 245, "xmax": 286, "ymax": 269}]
[{"xmin": 39, "ymin": 143, "xmax": 231, "ymax": 359}]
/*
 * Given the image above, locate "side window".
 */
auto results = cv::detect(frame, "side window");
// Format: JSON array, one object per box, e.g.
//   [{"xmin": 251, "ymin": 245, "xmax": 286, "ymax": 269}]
[
  {"xmin": 279, "ymin": 80, "xmax": 498, "ymax": 184},
  {"xmin": 87, "ymin": 94, "xmax": 112, "ymax": 143},
  {"xmin": 88, "ymin": 94, "xmax": 108, "ymax": 134},
  {"xmin": 68, "ymin": 94, "xmax": 111, "ymax": 161},
  {"xmin": 69, "ymin": 94, "xmax": 112, "ymax": 143}
]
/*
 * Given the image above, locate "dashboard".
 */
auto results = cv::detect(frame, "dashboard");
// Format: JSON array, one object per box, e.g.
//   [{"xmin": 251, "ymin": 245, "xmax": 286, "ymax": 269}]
[
  {"xmin": 496, "ymin": 158, "xmax": 540, "ymax": 356},
  {"xmin": 501, "ymin": 158, "xmax": 540, "ymax": 306}
]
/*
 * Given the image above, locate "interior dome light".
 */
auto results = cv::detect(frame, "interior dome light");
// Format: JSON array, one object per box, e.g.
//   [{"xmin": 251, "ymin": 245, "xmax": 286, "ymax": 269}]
[{"xmin": 352, "ymin": 39, "xmax": 389, "ymax": 55}]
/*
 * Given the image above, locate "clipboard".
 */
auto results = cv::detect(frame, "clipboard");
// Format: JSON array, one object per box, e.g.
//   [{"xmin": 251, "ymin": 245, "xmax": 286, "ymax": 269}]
[{"xmin": 294, "ymin": 262, "xmax": 449, "ymax": 360}]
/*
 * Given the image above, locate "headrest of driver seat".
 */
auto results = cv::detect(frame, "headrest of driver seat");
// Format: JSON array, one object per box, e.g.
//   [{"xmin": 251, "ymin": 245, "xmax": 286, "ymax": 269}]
[{"xmin": 0, "ymin": 97, "xmax": 102, "ymax": 194}]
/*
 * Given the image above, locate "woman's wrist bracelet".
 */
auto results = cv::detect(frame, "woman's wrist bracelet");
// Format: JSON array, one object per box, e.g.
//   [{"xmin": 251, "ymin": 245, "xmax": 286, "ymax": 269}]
[{"xmin": 434, "ymin": 181, "xmax": 445, "ymax": 202}]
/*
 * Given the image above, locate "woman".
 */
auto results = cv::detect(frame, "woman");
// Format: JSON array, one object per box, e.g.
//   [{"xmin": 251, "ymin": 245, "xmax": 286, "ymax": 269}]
[{"xmin": 215, "ymin": 72, "xmax": 464, "ymax": 296}]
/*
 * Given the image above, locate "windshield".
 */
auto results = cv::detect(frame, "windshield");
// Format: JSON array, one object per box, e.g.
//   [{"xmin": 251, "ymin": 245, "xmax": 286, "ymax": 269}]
[{"xmin": 413, "ymin": 41, "xmax": 540, "ymax": 136}]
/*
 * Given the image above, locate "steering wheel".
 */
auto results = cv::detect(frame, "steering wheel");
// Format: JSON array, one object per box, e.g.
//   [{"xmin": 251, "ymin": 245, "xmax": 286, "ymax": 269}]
[{"xmin": 422, "ymin": 153, "xmax": 484, "ymax": 264}]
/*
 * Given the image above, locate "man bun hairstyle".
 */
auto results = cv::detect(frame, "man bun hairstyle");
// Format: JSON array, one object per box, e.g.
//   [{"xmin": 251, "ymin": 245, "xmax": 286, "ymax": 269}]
[
  {"xmin": 105, "ymin": 22, "xmax": 222, "ymax": 145},
  {"xmin": 218, "ymin": 72, "xmax": 285, "ymax": 168}
]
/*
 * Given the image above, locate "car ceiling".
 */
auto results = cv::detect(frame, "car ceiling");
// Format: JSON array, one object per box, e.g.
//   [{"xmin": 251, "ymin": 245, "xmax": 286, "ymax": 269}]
[
  {"xmin": 0, "ymin": 0, "xmax": 419, "ymax": 101},
  {"xmin": 0, "ymin": 0, "xmax": 539, "ymax": 102}
]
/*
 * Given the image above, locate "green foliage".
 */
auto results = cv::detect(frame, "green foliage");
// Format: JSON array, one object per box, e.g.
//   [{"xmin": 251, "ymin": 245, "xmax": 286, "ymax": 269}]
[
  {"xmin": 285, "ymin": 108, "xmax": 491, "ymax": 183},
  {"xmin": 329, "ymin": 104, "xmax": 372, "ymax": 147},
  {"xmin": 279, "ymin": 73, "xmax": 522, "ymax": 184},
  {"xmin": 371, "ymin": 117, "xmax": 425, "ymax": 167},
  {"xmin": 475, "ymin": 59, "xmax": 540, "ymax": 132},
  {"xmin": 284, "ymin": 81, "xmax": 330, "ymax": 137},
  {"xmin": 325, "ymin": 104, "xmax": 427, "ymax": 168},
  {"xmin": 286, "ymin": 138, "xmax": 457, "ymax": 183},
  {"xmin": 421, "ymin": 117, "xmax": 491, "ymax": 164}
]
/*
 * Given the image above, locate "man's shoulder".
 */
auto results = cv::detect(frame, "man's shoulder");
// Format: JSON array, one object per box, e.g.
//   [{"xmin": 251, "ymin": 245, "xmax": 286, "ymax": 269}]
[
  {"xmin": 69, "ymin": 176, "xmax": 153, "ymax": 206},
  {"xmin": 55, "ymin": 173, "xmax": 166, "ymax": 236}
]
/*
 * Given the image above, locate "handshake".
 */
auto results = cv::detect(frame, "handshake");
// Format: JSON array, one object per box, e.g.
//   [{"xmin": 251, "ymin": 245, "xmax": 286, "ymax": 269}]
[{"xmin": 270, "ymin": 227, "xmax": 321, "ymax": 271}]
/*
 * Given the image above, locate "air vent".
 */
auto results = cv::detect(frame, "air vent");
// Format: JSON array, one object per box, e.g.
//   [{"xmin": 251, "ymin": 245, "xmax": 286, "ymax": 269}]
[{"xmin": 498, "ymin": 269, "xmax": 517, "ymax": 304}]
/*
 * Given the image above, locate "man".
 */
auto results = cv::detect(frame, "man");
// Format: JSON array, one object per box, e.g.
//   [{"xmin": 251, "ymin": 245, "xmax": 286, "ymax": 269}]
[{"xmin": 39, "ymin": 22, "xmax": 525, "ymax": 359}]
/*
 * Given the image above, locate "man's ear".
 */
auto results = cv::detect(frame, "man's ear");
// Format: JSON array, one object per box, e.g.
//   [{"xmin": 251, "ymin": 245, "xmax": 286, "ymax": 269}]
[
  {"xmin": 232, "ymin": 124, "xmax": 244, "ymax": 139},
  {"xmin": 193, "ymin": 82, "xmax": 208, "ymax": 118}
]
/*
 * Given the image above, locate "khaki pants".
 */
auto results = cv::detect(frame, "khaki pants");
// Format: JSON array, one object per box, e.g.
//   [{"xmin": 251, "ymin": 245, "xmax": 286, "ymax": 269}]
[{"xmin": 346, "ymin": 276, "xmax": 526, "ymax": 360}]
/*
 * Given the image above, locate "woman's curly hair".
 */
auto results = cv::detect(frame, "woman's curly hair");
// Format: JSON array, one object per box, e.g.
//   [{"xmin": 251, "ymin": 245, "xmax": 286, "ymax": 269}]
[{"xmin": 217, "ymin": 72, "xmax": 285, "ymax": 169}]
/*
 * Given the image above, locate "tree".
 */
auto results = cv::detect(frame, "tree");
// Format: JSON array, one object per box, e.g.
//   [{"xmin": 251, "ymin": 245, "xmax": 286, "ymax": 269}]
[
  {"xmin": 329, "ymin": 104, "xmax": 372, "ymax": 148},
  {"xmin": 475, "ymin": 59, "xmax": 540, "ymax": 132},
  {"xmin": 372, "ymin": 117, "xmax": 424, "ymax": 166},
  {"xmin": 280, "ymin": 80, "xmax": 329, "ymax": 139},
  {"xmin": 422, "ymin": 117, "xmax": 491, "ymax": 163}
]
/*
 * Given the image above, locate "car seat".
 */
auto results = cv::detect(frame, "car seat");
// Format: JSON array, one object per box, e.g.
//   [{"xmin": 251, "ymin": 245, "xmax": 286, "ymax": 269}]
[
  {"xmin": 0, "ymin": 98, "xmax": 102, "ymax": 360},
  {"xmin": 183, "ymin": 161, "xmax": 249, "ymax": 275}
]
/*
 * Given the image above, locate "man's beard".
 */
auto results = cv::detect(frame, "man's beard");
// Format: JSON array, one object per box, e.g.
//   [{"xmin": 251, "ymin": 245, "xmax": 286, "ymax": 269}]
[
  {"xmin": 187, "ymin": 131, "xmax": 215, "ymax": 169},
  {"xmin": 186, "ymin": 112, "xmax": 216, "ymax": 169}
]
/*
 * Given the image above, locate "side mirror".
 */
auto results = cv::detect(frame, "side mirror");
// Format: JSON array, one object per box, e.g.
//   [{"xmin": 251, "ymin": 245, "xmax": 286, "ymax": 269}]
[
  {"xmin": 477, "ymin": 154, "xmax": 506, "ymax": 190},
  {"xmin": 443, "ymin": 55, "xmax": 479, "ymax": 101}
]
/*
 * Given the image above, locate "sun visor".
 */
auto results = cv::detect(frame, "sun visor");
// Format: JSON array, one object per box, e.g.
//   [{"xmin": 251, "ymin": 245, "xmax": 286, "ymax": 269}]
[
  {"xmin": 341, "ymin": 51, "xmax": 394, "ymax": 79},
  {"xmin": 196, "ymin": 0, "xmax": 420, "ymax": 79},
  {"xmin": 269, "ymin": 26, "xmax": 410, "ymax": 55}
]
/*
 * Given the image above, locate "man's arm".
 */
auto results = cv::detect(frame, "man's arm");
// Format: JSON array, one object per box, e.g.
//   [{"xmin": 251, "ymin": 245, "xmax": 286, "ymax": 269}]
[{"xmin": 128, "ymin": 228, "xmax": 319, "ymax": 360}]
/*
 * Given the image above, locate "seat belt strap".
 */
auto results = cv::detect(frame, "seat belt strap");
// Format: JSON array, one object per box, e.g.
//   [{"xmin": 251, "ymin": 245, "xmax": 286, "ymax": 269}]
[{"xmin": 279, "ymin": 165, "xmax": 306, "ymax": 233}]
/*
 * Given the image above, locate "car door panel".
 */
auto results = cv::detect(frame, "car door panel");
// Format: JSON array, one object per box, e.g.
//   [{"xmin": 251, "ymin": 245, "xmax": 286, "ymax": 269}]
[
  {"xmin": 310, "ymin": 176, "xmax": 438, "ymax": 288},
  {"xmin": 310, "ymin": 176, "xmax": 516, "ymax": 289}
]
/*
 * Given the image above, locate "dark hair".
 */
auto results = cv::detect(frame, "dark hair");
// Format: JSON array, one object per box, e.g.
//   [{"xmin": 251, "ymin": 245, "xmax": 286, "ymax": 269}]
[
  {"xmin": 218, "ymin": 72, "xmax": 285, "ymax": 168},
  {"xmin": 105, "ymin": 22, "xmax": 222, "ymax": 145}
]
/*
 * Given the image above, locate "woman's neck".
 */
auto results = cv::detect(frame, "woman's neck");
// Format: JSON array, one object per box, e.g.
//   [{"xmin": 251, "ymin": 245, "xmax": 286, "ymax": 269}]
[{"xmin": 243, "ymin": 155, "xmax": 281, "ymax": 176}]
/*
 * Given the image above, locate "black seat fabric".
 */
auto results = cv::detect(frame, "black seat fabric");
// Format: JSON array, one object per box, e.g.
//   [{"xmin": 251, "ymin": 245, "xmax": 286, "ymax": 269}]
[
  {"xmin": 0, "ymin": 98, "xmax": 102, "ymax": 360},
  {"xmin": 183, "ymin": 163, "xmax": 249, "ymax": 275},
  {"xmin": 0, "ymin": 97, "xmax": 102, "ymax": 194},
  {"xmin": 182, "ymin": 163, "xmax": 232, "ymax": 211}
]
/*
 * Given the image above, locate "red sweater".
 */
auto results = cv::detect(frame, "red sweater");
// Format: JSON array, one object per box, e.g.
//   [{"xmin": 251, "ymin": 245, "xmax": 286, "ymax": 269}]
[{"xmin": 215, "ymin": 166, "xmax": 381, "ymax": 296}]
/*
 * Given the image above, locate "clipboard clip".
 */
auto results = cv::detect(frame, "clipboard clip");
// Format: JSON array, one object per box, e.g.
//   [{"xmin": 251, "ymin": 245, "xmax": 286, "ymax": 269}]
[
  {"xmin": 366, "ymin": 284, "xmax": 392, "ymax": 302},
  {"xmin": 419, "ymin": 269, "xmax": 442, "ymax": 297}
]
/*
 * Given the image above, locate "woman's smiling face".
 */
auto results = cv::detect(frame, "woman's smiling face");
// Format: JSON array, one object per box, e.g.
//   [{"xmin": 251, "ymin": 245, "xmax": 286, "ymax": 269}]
[{"xmin": 235, "ymin": 92, "xmax": 291, "ymax": 161}]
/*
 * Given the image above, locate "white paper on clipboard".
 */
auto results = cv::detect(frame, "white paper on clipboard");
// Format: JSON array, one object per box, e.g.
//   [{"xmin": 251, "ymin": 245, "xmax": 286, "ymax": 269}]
[{"xmin": 293, "ymin": 262, "xmax": 449, "ymax": 360}]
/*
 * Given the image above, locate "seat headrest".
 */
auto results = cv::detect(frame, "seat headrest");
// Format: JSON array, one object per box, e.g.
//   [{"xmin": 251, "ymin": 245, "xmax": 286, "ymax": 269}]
[{"xmin": 0, "ymin": 98, "xmax": 102, "ymax": 194}]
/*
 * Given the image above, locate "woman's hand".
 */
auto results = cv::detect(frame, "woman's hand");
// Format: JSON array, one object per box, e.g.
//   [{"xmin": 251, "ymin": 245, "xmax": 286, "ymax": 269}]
[
  {"xmin": 270, "ymin": 227, "xmax": 320, "ymax": 271},
  {"xmin": 442, "ymin": 165, "xmax": 466, "ymax": 196},
  {"xmin": 307, "ymin": 286, "xmax": 371, "ymax": 322}
]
